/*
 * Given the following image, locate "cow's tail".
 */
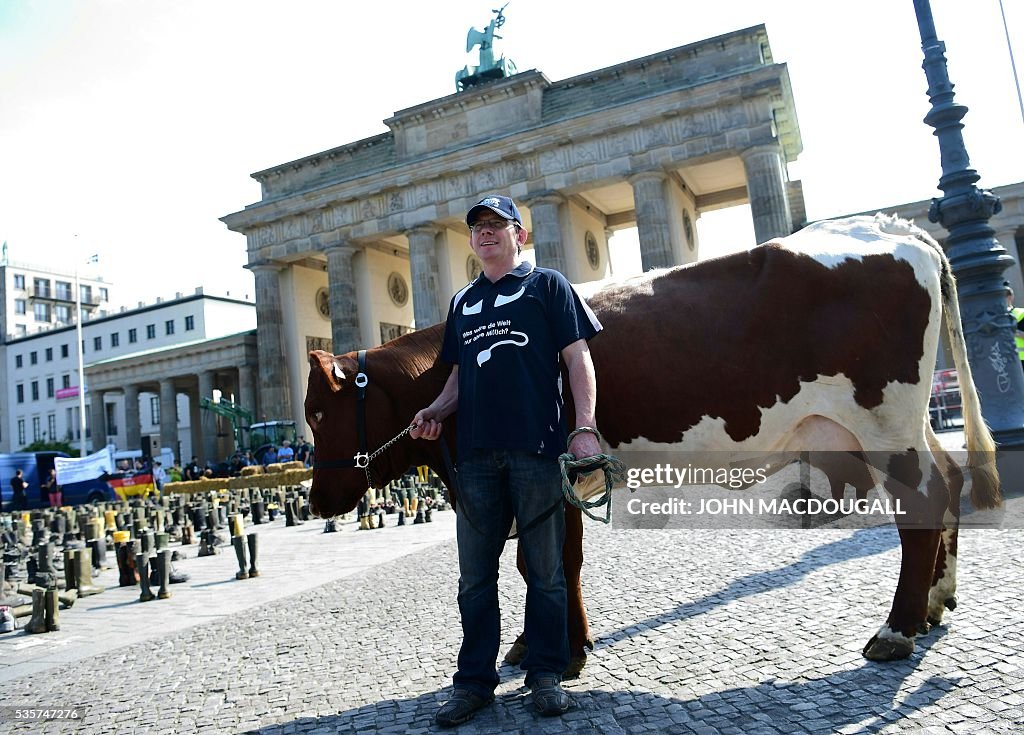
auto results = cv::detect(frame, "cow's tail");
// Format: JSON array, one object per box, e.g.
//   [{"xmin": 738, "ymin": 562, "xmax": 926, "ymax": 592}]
[{"xmin": 937, "ymin": 251, "xmax": 1003, "ymax": 509}]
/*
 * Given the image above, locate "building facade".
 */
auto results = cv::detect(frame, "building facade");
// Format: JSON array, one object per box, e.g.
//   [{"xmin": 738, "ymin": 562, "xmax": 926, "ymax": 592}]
[
  {"xmin": 222, "ymin": 25, "xmax": 804, "ymax": 429},
  {"xmin": 2, "ymin": 290, "xmax": 257, "ymax": 465}
]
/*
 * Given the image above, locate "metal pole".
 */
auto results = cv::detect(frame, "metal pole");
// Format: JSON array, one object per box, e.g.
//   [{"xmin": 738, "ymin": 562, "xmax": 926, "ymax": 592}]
[
  {"xmin": 75, "ymin": 267, "xmax": 87, "ymax": 457},
  {"xmin": 913, "ymin": 0, "xmax": 1024, "ymax": 448},
  {"xmin": 998, "ymin": 0, "xmax": 1024, "ymax": 127}
]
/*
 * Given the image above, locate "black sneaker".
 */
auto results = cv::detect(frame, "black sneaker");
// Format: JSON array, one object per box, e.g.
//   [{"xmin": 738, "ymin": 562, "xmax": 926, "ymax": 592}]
[
  {"xmin": 530, "ymin": 675, "xmax": 571, "ymax": 716},
  {"xmin": 435, "ymin": 688, "xmax": 494, "ymax": 727}
]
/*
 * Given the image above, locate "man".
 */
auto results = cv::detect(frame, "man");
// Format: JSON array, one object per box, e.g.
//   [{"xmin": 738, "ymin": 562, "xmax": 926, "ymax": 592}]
[
  {"xmin": 10, "ymin": 469, "xmax": 28, "ymax": 511},
  {"xmin": 411, "ymin": 195, "xmax": 602, "ymax": 726},
  {"xmin": 277, "ymin": 440, "xmax": 295, "ymax": 462},
  {"xmin": 153, "ymin": 461, "xmax": 167, "ymax": 497},
  {"xmin": 184, "ymin": 457, "xmax": 202, "ymax": 481}
]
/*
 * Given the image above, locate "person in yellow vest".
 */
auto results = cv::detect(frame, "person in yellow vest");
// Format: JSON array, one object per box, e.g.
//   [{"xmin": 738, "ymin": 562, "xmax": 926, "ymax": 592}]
[{"xmin": 1008, "ymin": 287, "xmax": 1024, "ymax": 373}]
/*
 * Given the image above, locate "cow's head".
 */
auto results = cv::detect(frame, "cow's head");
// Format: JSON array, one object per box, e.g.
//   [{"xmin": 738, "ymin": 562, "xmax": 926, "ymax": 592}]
[{"xmin": 305, "ymin": 349, "xmax": 408, "ymax": 518}]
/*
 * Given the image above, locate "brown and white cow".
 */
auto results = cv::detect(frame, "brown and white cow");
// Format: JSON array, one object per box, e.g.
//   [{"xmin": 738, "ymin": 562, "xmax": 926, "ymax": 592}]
[{"xmin": 305, "ymin": 213, "xmax": 1001, "ymax": 671}]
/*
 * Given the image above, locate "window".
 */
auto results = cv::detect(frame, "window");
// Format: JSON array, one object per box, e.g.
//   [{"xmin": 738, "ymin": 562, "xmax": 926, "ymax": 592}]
[
  {"xmin": 62, "ymin": 374, "xmax": 71, "ymax": 389},
  {"xmin": 105, "ymin": 403, "xmax": 118, "ymax": 436},
  {"xmin": 17, "ymin": 419, "xmax": 25, "ymax": 446},
  {"xmin": 93, "ymin": 336, "xmax": 102, "ymax": 351},
  {"xmin": 80, "ymin": 284, "xmax": 92, "ymax": 303},
  {"xmin": 99, "ymin": 287, "xmax": 109, "ymax": 301},
  {"xmin": 32, "ymin": 417, "xmax": 41, "ymax": 442},
  {"xmin": 15, "ymin": 355, "xmax": 22, "ymax": 369},
  {"xmin": 61, "ymin": 344, "xmax": 69, "ymax": 358},
  {"xmin": 128, "ymin": 328, "xmax": 138, "ymax": 344},
  {"xmin": 45, "ymin": 347, "xmax": 53, "ymax": 362},
  {"xmin": 33, "ymin": 302, "xmax": 51, "ymax": 321},
  {"xmin": 46, "ymin": 377, "xmax": 54, "ymax": 398},
  {"xmin": 30, "ymin": 351, "xmax": 37, "ymax": 365},
  {"xmin": 55, "ymin": 305, "xmax": 71, "ymax": 323},
  {"xmin": 146, "ymin": 324, "xmax": 156, "ymax": 339},
  {"xmin": 111, "ymin": 332, "xmax": 119, "ymax": 347},
  {"xmin": 185, "ymin": 315, "xmax": 195, "ymax": 331},
  {"xmin": 13, "ymin": 274, "xmax": 25, "ymax": 289},
  {"xmin": 33, "ymin": 278, "xmax": 50, "ymax": 298},
  {"xmin": 16, "ymin": 325, "xmax": 26, "ymax": 336},
  {"xmin": 165, "ymin": 319, "xmax": 175, "ymax": 335},
  {"xmin": 55, "ymin": 281, "xmax": 72, "ymax": 301},
  {"xmin": 31, "ymin": 381, "xmax": 39, "ymax": 401},
  {"xmin": 66, "ymin": 408, "xmax": 76, "ymax": 440},
  {"xmin": 14, "ymin": 299, "xmax": 26, "ymax": 315},
  {"xmin": 16, "ymin": 384, "xmax": 24, "ymax": 403},
  {"xmin": 48, "ymin": 414, "xmax": 56, "ymax": 441},
  {"xmin": 150, "ymin": 396, "xmax": 161, "ymax": 425}
]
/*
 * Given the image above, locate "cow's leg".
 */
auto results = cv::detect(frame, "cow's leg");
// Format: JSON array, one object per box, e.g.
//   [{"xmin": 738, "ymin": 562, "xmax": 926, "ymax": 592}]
[
  {"xmin": 863, "ymin": 450, "xmax": 946, "ymax": 661},
  {"xmin": 504, "ymin": 505, "xmax": 592, "ymax": 679},
  {"xmin": 562, "ymin": 505, "xmax": 592, "ymax": 679},
  {"xmin": 925, "ymin": 437, "xmax": 964, "ymax": 628}
]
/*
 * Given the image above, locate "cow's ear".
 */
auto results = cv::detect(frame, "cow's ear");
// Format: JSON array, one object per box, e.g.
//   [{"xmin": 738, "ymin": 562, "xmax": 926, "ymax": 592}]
[{"xmin": 308, "ymin": 350, "xmax": 351, "ymax": 393}]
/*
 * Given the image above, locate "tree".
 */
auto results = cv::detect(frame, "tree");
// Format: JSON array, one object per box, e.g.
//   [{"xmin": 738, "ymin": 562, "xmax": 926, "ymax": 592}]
[{"xmin": 20, "ymin": 440, "xmax": 81, "ymax": 456}]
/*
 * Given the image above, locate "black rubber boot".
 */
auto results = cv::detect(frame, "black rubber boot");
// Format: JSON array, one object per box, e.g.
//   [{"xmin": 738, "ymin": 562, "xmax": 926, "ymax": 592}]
[
  {"xmin": 246, "ymin": 533, "xmax": 259, "ymax": 578},
  {"xmin": 45, "ymin": 588, "xmax": 60, "ymax": 631},
  {"xmin": 137, "ymin": 554, "xmax": 155, "ymax": 602},
  {"xmin": 157, "ymin": 550, "xmax": 172, "ymax": 600},
  {"xmin": 232, "ymin": 536, "xmax": 248, "ymax": 580},
  {"xmin": 64, "ymin": 548, "xmax": 79, "ymax": 593}
]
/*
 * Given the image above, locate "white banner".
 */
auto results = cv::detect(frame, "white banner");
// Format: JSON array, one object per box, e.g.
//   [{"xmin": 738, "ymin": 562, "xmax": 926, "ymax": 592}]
[{"xmin": 54, "ymin": 447, "xmax": 114, "ymax": 485}]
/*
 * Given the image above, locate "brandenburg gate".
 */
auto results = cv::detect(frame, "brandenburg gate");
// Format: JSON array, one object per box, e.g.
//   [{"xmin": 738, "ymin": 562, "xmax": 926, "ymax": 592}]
[{"xmin": 221, "ymin": 25, "xmax": 803, "ymax": 428}]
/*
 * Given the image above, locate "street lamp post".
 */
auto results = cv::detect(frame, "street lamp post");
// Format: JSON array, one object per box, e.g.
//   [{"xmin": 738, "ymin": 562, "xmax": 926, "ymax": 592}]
[
  {"xmin": 913, "ymin": 0, "xmax": 1024, "ymax": 448},
  {"xmin": 75, "ymin": 267, "xmax": 87, "ymax": 457}
]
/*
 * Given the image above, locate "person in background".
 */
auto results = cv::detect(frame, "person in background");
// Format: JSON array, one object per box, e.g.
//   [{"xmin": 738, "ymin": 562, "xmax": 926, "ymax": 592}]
[
  {"xmin": 10, "ymin": 470, "xmax": 28, "ymax": 511},
  {"xmin": 277, "ymin": 440, "xmax": 295, "ymax": 462},
  {"xmin": 43, "ymin": 468, "xmax": 61, "ymax": 508},
  {"xmin": 263, "ymin": 445, "xmax": 279, "ymax": 466}
]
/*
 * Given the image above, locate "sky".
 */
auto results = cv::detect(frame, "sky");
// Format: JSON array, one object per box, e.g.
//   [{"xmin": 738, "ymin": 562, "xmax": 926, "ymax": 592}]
[{"xmin": 1, "ymin": 0, "xmax": 1022, "ymax": 308}]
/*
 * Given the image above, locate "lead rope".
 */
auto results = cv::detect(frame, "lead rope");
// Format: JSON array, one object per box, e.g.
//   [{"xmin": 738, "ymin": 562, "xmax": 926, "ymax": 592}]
[
  {"xmin": 360, "ymin": 423, "xmax": 417, "ymax": 490},
  {"xmin": 558, "ymin": 427, "xmax": 628, "ymax": 524}
]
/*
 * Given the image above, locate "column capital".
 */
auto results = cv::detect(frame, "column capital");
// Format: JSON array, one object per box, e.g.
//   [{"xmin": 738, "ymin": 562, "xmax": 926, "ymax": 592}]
[
  {"xmin": 627, "ymin": 169, "xmax": 669, "ymax": 186},
  {"xmin": 245, "ymin": 259, "xmax": 285, "ymax": 274},
  {"xmin": 739, "ymin": 142, "xmax": 784, "ymax": 160},
  {"xmin": 521, "ymin": 190, "xmax": 566, "ymax": 207},
  {"xmin": 405, "ymin": 224, "xmax": 442, "ymax": 238},
  {"xmin": 324, "ymin": 243, "xmax": 359, "ymax": 258}
]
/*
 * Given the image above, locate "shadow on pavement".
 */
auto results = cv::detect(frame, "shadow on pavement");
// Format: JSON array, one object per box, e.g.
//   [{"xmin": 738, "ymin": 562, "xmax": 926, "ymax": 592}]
[{"xmin": 242, "ymin": 627, "xmax": 952, "ymax": 735}]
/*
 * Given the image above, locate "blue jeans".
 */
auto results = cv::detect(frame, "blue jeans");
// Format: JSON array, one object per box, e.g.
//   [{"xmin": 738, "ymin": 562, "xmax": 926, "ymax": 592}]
[{"xmin": 452, "ymin": 449, "xmax": 569, "ymax": 696}]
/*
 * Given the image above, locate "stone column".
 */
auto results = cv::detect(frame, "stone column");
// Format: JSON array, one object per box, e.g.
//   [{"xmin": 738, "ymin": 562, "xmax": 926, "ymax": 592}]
[
  {"xmin": 188, "ymin": 388, "xmax": 202, "ymax": 465},
  {"xmin": 159, "ymin": 379, "xmax": 177, "ymax": 454},
  {"xmin": 406, "ymin": 226, "xmax": 443, "ymax": 328},
  {"xmin": 198, "ymin": 370, "xmax": 218, "ymax": 465},
  {"xmin": 995, "ymin": 228, "xmax": 1024, "ymax": 297},
  {"xmin": 248, "ymin": 262, "xmax": 291, "ymax": 420},
  {"xmin": 123, "ymin": 384, "xmax": 141, "ymax": 452},
  {"xmin": 741, "ymin": 144, "xmax": 793, "ymax": 244},
  {"xmin": 325, "ymin": 246, "xmax": 361, "ymax": 355},
  {"xmin": 237, "ymin": 366, "xmax": 257, "ymax": 425},
  {"xmin": 526, "ymin": 193, "xmax": 568, "ymax": 273},
  {"xmin": 89, "ymin": 390, "xmax": 106, "ymax": 452},
  {"xmin": 629, "ymin": 172, "xmax": 675, "ymax": 271}
]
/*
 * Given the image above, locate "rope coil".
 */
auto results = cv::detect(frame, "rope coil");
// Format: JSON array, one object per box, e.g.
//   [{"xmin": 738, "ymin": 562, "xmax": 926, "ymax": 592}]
[{"xmin": 558, "ymin": 427, "xmax": 627, "ymax": 524}]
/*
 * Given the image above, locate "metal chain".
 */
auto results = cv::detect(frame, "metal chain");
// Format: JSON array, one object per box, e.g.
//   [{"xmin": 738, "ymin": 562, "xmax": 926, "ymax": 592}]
[{"xmin": 362, "ymin": 423, "xmax": 416, "ymax": 489}]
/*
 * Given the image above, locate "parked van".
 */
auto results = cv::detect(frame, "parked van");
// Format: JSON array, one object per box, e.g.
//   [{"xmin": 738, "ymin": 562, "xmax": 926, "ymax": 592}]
[{"xmin": 0, "ymin": 452, "xmax": 118, "ymax": 510}]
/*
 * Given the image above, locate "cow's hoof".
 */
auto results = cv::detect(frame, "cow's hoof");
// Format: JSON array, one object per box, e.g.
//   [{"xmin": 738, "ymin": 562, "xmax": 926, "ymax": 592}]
[
  {"xmin": 862, "ymin": 630, "xmax": 914, "ymax": 661},
  {"xmin": 917, "ymin": 620, "xmax": 932, "ymax": 636},
  {"xmin": 944, "ymin": 596, "xmax": 957, "ymax": 611},
  {"xmin": 503, "ymin": 641, "xmax": 527, "ymax": 666},
  {"xmin": 562, "ymin": 655, "xmax": 586, "ymax": 680}
]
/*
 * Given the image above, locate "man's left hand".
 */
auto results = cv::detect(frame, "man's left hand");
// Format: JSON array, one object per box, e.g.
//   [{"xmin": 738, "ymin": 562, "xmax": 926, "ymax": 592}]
[{"xmin": 568, "ymin": 430, "xmax": 602, "ymax": 460}]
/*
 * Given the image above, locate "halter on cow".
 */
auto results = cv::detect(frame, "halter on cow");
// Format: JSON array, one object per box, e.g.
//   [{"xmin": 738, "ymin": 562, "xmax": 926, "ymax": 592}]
[{"xmin": 305, "ymin": 213, "xmax": 1001, "ymax": 671}]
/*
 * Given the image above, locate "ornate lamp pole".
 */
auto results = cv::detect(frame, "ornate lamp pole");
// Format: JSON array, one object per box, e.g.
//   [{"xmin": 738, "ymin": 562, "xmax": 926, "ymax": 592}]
[{"xmin": 913, "ymin": 0, "xmax": 1024, "ymax": 448}]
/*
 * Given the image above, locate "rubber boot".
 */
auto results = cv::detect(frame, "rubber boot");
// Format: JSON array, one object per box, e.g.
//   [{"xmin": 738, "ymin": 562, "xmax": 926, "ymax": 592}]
[
  {"xmin": 89, "ymin": 537, "xmax": 108, "ymax": 570},
  {"xmin": 136, "ymin": 554, "xmax": 155, "ymax": 602},
  {"xmin": 64, "ymin": 548, "xmax": 79, "ymax": 593},
  {"xmin": 232, "ymin": 536, "xmax": 249, "ymax": 580},
  {"xmin": 45, "ymin": 588, "xmax": 60, "ymax": 631},
  {"xmin": 285, "ymin": 500, "xmax": 297, "ymax": 527},
  {"xmin": 413, "ymin": 507, "xmax": 425, "ymax": 524},
  {"xmin": 377, "ymin": 511, "xmax": 386, "ymax": 529},
  {"xmin": 25, "ymin": 588, "xmax": 46, "ymax": 633},
  {"xmin": 75, "ymin": 548, "xmax": 104, "ymax": 597},
  {"xmin": 359, "ymin": 515, "xmax": 369, "ymax": 531},
  {"xmin": 425, "ymin": 507, "xmax": 433, "ymax": 523},
  {"xmin": 251, "ymin": 500, "xmax": 264, "ymax": 525},
  {"xmin": 116, "ymin": 543, "xmax": 137, "ymax": 586},
  {"xmin": 157, "ymin": 550, "xmax": 172, "ymax": 599},
  {"xmin": 181, "ymin": 522, "xmax": 195, "ymax": 546},
  {"xmin": 58, "ymin": 589, "xmax": 78, "ymax": 609},
  {"xmin": 246, "ymin": 533, "xmax": 259, "ymax": 577},
  {"xmin": 323, "ymin": 518, "xmax": 338, "ymax": 533},
  {"xmin": 397, "ymin": 510, "xmax": 406, "ymax": 526}
]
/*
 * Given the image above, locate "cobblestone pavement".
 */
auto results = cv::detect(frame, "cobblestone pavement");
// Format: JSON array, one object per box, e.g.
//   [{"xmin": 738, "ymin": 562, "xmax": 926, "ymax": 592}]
[{"xmin": 1, "ymin": 440, "xmax": 1022, "ymax": 734}]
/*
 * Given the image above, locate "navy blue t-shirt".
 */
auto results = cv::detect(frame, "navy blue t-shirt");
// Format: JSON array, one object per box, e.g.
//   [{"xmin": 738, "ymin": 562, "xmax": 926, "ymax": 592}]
[{"xmin": 441, "ymin": 262, "xmax": 602, "ymax": 458}]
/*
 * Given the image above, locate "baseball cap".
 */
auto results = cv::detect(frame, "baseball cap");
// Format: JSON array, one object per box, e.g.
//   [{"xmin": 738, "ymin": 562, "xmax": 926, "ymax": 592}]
[{"xmin": 467, "ymin": 195, "xmax": 523, "ymax": 227}]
